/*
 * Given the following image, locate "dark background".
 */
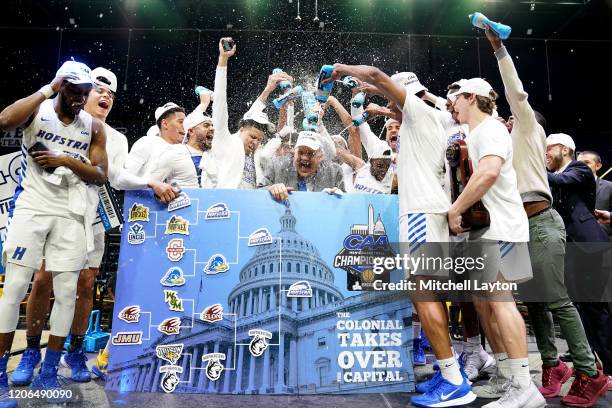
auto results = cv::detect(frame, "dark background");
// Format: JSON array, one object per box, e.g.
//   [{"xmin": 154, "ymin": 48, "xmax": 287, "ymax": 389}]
[{"xmin": 1, "ymin": 0, "xmax": 612, "ymax": 167}]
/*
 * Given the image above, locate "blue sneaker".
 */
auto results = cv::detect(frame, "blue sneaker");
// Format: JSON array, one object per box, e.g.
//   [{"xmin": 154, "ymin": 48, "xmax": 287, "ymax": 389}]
[
  {"xmin": 416, "ymin": 370, "xmax": 443, "ymax": 394},
  {"xmin": 31, "ymin": 363, "xmax": 71, "ymax": 404},
  {"xmin": 1, "ymin": 353, "xmax": 17, "ymax": 408},
  {"xmin": 10, "ymin": 347, "xmax": 41, "ymax": 385},
  {"xmin": 411, "ymin": 376, "xmax": 476, "ymax": 408},
  {"xmin": 413, "ymin": 338, "xmax": 426, "ymax": 366},
  {"xmin": 61, "ymin": 347, "xmax": 91, "ymax": 382}
]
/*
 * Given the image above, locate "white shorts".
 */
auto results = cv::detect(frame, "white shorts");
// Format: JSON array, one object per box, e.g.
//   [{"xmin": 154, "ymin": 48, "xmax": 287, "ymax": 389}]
[
  {"xmin": 2, "ymin": 212, "xmax": 87, "ymax": 272},
  {"xmin": 86, "ymin": 232, "xmax": 106, "ymax": 269},
  {"xmin": 399, "ymin": 213, "xmax": 449, "ymax": 277}
]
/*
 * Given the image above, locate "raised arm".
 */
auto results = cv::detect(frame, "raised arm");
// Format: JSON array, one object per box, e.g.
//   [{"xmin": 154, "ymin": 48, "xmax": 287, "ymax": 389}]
[{"xmin": 212, "ymin": 37, "xmax": 236, "ymax": 150}]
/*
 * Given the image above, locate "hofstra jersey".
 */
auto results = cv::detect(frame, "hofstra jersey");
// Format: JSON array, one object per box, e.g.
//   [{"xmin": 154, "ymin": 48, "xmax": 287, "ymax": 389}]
[
  {"xmin": 11, "ymin": 99, "xmax": 93, "ymax": 217},
  {"xmin": 352, "ymin": 164, "xmax": 393, "ymax": 195}
]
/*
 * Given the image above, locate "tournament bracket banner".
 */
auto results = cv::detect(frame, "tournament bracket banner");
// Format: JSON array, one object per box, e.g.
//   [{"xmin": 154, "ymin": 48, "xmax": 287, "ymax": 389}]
[
  {"xmin": 106, "ymin": 189, "xmax": 414, "ymax": 395},
  {"xmin": 0, "ymin": 152, "xmax": 21, "ymax": 274}
]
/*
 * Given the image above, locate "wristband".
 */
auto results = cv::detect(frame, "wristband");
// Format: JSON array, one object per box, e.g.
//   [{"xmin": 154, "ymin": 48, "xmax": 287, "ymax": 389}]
[{"xmin": 38, "ymin": 85, "xmax": 54, "ymax": 99}]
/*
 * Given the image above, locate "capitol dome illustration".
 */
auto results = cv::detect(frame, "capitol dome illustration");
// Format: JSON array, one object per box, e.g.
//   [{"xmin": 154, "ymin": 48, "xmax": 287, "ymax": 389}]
[{"xmin": 106, "ymin": 205, "xmax": 413, "ymax": 395}]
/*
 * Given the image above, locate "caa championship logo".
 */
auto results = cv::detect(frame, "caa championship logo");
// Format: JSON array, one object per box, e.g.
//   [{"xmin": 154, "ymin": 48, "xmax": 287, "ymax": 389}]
[
  {"xmin": 158, "ymin": 317, "xmax": 181, "ymax": 335},
  {"xmin": 202, "ymin": 353, "xmax": 225, "ymax": 381},
  {"xmin": 160, "ymin": 267, "xmax": 186, "ymax": 287},
  {"xmin": 334, "ymin": 205, "xmax": 395, "ymax": 291},
  {"xmin": 128, "ymin": 203, "xmax": 149, "ymax": 222},
  {"xmin": 127, "ymin": 223, "xmax": 145, "ymax": 244},
  {"xmin": 165, "ymin": 215, "xmax": 189, "ymax": 235},
  {"xmin": 287, "ymin": 281, "xmax": 313, "ymax": 298},
  {"xmin": 204, "ymin": 254, "xmax": 229, "ymax": 275},
  {"xmin": 248, "ymin": 228, "xmax": 273, "ymax": 247},
  {"xmin": 111, "ymin": 331, "xmax": 142, "ymax": 346},
  {"xmin": 200, "ymin": 304, "xmax": 223, "ymax": 323},
  {"xmin": 205, "ymin": 202, "xmax": 230, "ymax": 220},
  {"xmin": 118, "ymin": 305, "xmax": 141, "ymax": 323}
]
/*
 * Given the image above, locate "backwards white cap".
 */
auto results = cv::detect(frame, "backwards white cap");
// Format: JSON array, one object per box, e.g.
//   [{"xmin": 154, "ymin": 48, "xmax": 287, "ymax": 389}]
[
  {"xmin": 155, "ymin": 102, "xmax": 181, "ymax": 121},
  {"xmin": 56, "ymin": 60, "xmax": 93, "ymax": 86},
  {"xmin": 449, "ymin": 78, "xmax": 494, "ymax": 99},
  {"xmin": 547, "ymin": 133, "xmax": 576, "ymax": 151},
  {"xmin": 243, "ymin": 110, "xmax": 275, "ymax": 133},
  {"xmin": 369, "ymin": 142, "xmax": 393, "ymax": 160},
  {"xmin": 391, "ymin": 72, "xmax": 427, "ymax": 95},
  {"xmin": 91, "ymin": 67, "xmax": 117, "ymax": 93},
  {"xmin": 184, "ymin": 110, "xmax": 212, "ymax": 132}
]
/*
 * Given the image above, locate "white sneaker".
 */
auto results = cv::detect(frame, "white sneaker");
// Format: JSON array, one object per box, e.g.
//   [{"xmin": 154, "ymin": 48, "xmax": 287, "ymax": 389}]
[
  {"xmin": 463, "ymin": 350, "xmax": 496, "ymax": 381},
  {"xmin": 473, "ymin": 373, "xmax": 510, "ymax": 399},
  {"xmin": 482, "ymin": 380, "xmax": 546, "ymax": 408}
]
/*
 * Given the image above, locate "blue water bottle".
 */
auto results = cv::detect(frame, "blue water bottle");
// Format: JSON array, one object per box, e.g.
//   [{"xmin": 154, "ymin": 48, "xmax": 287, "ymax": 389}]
[
  {"xmin": 316, "ymin": 64, "xmax": 334, "ymax": 102},
  {"xmin": 469, "ymin": 12, "xmax": 511, "ymax": 40},
  {"xmin": 195, "ymin": 86, "xmax": 213, "ymax": 97},
  {"xmin": 301, "ymin": 91, "xmax": 317, "ymax": 114},
  {"xmin": 303, "ymin": 112, "xmax": 319, "ymax": 131},
  {"xmin": 352, "ymin": 112, "xmax": 369, "ymax": 127},
  {"xmin": 273, "ymin": 85, "xmax": 304, "ymax": 109},
  {"xmin": 272, "ymin": 68, "xmax": 292, "ymax": 91},
  {"xmin": 351, "ymin": 91, "xmax": 366, "ymax": 109},
  {"xmin": 340, "ymin": 76, "xmax": 358, "ymax": 89}
]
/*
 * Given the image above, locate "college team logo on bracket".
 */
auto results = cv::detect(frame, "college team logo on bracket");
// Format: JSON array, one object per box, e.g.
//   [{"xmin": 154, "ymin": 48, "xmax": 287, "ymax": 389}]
[
  {"xmin": 158, "ymin": 317, "xmax": 181, "ymax": 335},
  {"xmin": 165, "ymin": 215, "xmax": 189, "ymax": 235},
  {"xmin": 168, "ymin": 192, "xmax": 191, "ymax": 212},
  {"xmin": 287, "ymin": 281, "xmax": 313, "ymax": 298},
  {"xmin": 156, "ymin": 343, "xmax": 184, "ymax": 365},
  {"xmin": 247, "ymin": 228, "xmax": 273, "ymax": 246},
  {"xmin": 204, "ymin": 254, "xmax": 229, "ymax": 275},
  {"xmin": 166, "ymin": 238, "xmax": 186, "ymax": 261},
  {"xmin": 164, "ymin": 290, "xmax": 184, "ymax": 312},
  {"xmin": 248, "ymin": 329, "xmax": 272, "ymax": 357},
  {"xmin": 160, "ymin": 267, "xmax": 186, "ymax": 287},
  {"xmin": 202, "ymin": 353, "xmax": 225, "ymax": 381},
  {"xmin": 200, "ymin": 304, "xmax": 223, "ymax": 323},
  {"xmin": 118, "ymin": 305, "xmax": 141, "ymax": 323},
  {"xmin": 111, "ymin": 331, "xmax": 142, "ymax": 346},
  {"xmin": 205, "ymin": 202, "xmax": 230, "ymax": 220},
  {"xmin": 127, "ymin": 223, "xmax": 145, "ymax": 244},
  {"xmin": 128, "ymin": 203, "xmax": 150, "ymax": 222}
]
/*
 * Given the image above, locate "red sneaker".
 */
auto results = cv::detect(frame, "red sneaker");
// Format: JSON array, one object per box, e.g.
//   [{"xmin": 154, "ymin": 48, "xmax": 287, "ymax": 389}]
[
  {"xmin": 561, "ymin": 370, "xmax": 608, "ymax": 407},
  {"xmin": 539, "ymin": 360, "xmax": 572, "ymax": 398}
]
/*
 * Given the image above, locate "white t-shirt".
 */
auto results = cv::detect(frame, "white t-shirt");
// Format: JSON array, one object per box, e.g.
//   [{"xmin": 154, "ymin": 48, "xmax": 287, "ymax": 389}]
[
  {"xmin": 467, "ymin": 116, "xmax": 528, "ymax": 242},
  {"xmin": 124, "ymin": 135, "xmax": 171, "ymax": 179},
  {"xmin": 150, "ymin": 144, "xmax": 200, "ymax": 189},
  {"xmin": 104, "ymin": 124, "xmax": 129, "ymax": 189},
  {"xmin": 397, "ymin": 94, "xmax": 450, "ymax": 216},
  {"xmin": 341, "ymin": 163, "xmax": 355, "ymax": 193},
  {"xmin": 352, "ymin": 164, "xmax": 393, "ymax": 194}
]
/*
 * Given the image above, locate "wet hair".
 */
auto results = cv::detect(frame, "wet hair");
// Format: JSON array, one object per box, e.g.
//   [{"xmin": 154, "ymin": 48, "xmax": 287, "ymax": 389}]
[
  {"xmin": 468, "ymin": 90, "xmax": 498, "ymax": 115},
  {"xmin": 238, "ymin": 119, "xmax": 268, "ymax": 134},
  {"xmin": 534, "ymin": 110, "xmax": 547, "ymax": 132},
  {"xmin": 156, "ymin": 107, "xmax": 185, "ymax": 128},
  {"xmin": 578, "ymin": 150, "xmax": 601, "ymax": 163}
]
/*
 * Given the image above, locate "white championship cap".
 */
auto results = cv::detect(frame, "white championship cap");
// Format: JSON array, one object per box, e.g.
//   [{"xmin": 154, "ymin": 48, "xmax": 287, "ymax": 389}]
[
  {"xmin": 295, "ymin": 131, "xmax": 321, "ymax": 151},
  {"xmin": 390, "ymin": 72, "xmax": 427, "ymax": 95},
  {"xmin": 546, "ymin": 133, "xmax": 576, "ymax": 151},
  {"xmin": 384, "ymin": 118, "xmax": 401, "ymax": 128},
  {"xmin": 446, "ymin": 79, "xmax": 468, "ymax": 97},
  {"xmin": 146, "ymin": 125, "xmax": 160, "ymax": 137},
  {"xmin": 243, "ymin": 110, "xmax": 275, "ymax": 133},
  {"xmin": 91, "ymin": 67, "xmax": 117, "ymax": 93},
  {"xmin": 56, "ymin": 60, "xmax": 93, "ymax": 86},
  {"xmin": 155, "ymin": 102, "xmax": 181, "ymax": 121},
  {"xmin": 369, "ymin": 143, "xmax": 393, "ymax": 160},
  {"xmin": 184, "ymin": 110, "xmax": 212, "ymax": 132},
  {"xmin": 448, "ymin": 78, "xmax": 494, "ymax": 99}
]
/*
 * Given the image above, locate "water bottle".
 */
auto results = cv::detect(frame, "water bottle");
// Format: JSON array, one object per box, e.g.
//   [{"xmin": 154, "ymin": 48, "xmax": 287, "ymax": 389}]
[
  {"xmin": 272, "ymin": 68, "xmax": 291, "ymax": 91},
  {"xmin": 340, "ymin": 76, "xmax": 358, "ymax": 89},
  {"xmin": 273, "ymin": 85, "xmax": 303, "ymax": 110},
  {"xmin": 469, "ymin": 12, "xmax": 511, "ymax": 40},
  {"xmin": 301, "ymin": 91, "xmax": 317, "ymax": 115},
  {"xmin": 351, "ymin": 91, "xmax": 366, "ymax": 109},
  {"xmin": 303, "ymin": 112, "xmax": 319, "ymax": 131},
  {"xmin": 221, "ymin": 38, "xmax": 235, "ymax": 51},
  {"xmin": 195, "ymin": 86, "xmax": 213, "ymax": 100},
  {"xmin": 352, "ymin": 112, "xmax": 369, "ymax": 127},
  {"xmin": 315, "ymin": 64, "xmax": 334, "ymax": 102}
]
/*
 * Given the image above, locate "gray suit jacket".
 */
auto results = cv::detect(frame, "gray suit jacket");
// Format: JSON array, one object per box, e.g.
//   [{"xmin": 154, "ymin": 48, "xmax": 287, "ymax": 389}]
[
  {"xmin": 258, "ymin": 157, "xmax": 345, "ymax": 192},
  {"xmin": 596, "ymin": 178, "xmax": 612, "ymax": 236}
]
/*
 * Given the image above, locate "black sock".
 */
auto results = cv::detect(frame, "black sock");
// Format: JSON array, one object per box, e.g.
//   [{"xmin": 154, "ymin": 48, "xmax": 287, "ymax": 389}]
[
  {"xmin": 68, "ymin": 335, "xmax": 85, "ymax": 353},
  {"xmin": 26, "ymin": 335, "xmax": 42, "ymax": 350}
]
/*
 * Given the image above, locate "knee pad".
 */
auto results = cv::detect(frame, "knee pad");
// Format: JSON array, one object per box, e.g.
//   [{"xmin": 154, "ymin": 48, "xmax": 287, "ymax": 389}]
[
  {"xmin": 49, "ymin": 271, "xmax": 80, "ymax": 337},
  {"xmin": 0, "ymin": 263, "xmax": 36, "ymax": 333}
]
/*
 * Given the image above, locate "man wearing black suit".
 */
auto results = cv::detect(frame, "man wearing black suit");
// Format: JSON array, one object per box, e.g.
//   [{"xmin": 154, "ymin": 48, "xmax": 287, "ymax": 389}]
[
  {"xmin": 578, "ymin": 150, "xmax": 612, "ymax": 237},
  {"xmin": 547, "ymin": 135, "xmax": 612, "ymax": 389}
]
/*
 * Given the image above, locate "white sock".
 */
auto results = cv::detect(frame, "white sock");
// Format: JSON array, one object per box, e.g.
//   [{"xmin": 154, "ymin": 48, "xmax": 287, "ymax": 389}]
[
  {"xmin": 495, "ymin": 352, "xmax": 511, "ymax": 379},
  {"xmin": 413, "ymin": 321, "xmax": 422, "ymax": 340},
  {"xmin": 464, "ymin": 336, "xmax": 483, "ymax": 353},
  {"xmin": 438, "ymin": 357, "xmax": 463, "ymax": 385},
  {"xmin": 509, "ymin": 358, "xmax": 531, "ymax": 389}
]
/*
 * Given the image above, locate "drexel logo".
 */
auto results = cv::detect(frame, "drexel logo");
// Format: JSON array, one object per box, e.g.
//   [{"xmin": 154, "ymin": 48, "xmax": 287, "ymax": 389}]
[{"xmin": 12, "ymin": 247, "xmax": 27, "ymax": 261}]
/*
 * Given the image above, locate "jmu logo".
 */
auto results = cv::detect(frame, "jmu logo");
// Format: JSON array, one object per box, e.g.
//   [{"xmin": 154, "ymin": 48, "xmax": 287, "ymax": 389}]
[
  {"xmin": 111, "ymin": 331, "xmax": 142, "ymax": 346},
  {"xmin": 158, "ymin": 317, "xmax": 181, "ymax": 335},
  {"xmin": 128, "ymin": 203, "xmax": 150, "ymax": 222},
  {"xmin": 165, "ymin": 215, "xmax": 189, "ymax": 235},
  {"xmin": 118, "ymin": 305, "xmax": 141, "ymax": 323}
]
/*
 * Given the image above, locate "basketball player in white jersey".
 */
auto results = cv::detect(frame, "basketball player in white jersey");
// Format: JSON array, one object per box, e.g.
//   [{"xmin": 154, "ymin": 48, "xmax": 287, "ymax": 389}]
[
  {"xmin": 0, "ymin": 61, "xmax": 108, "ymax": 404},
  {"xmin": 327, "ymin": 64, "xmax": 475, "ymax": 408},
  {"xmin": 9, "ymin": 67, "xmax": 178, "ymax": 386},
  {"xmin": 336, "ymin": 141, "xmax": 394, "ymax": 195}
]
